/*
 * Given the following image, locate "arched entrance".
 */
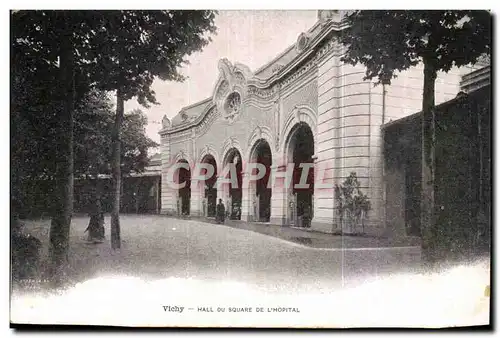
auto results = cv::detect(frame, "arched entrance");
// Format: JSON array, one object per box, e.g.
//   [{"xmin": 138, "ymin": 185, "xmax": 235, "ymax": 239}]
[
  {"xmin": 287, "ymin": 122, "xmax": 314, "ymax": 227},
  {"xmin": 201, "ymin": 154, "xmax": 218, "ymax": 217},
  {"xmin": 177, "ymin": 159, "xmax": 191, "ymax": 216},
  {"xmin": 223, "ymin": 148, "xmax": 243, "ymax": 220},
  {"xmin": 250, "ymin": 140, "xmax": 272, "ymax": 222}
]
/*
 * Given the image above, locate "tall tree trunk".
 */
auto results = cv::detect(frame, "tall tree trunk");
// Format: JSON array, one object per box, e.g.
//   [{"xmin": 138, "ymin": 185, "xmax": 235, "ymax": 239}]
[
  {"xmin": 111, "ymin": 89, "xmax": 124, "ymax": 249},
  {"xmin": 48, "ymin": 17, "xmax": 74, "ymax": 282},
  {"xmin": 420, "ymin": 59, "xmax": 437, "ymax": 264}
]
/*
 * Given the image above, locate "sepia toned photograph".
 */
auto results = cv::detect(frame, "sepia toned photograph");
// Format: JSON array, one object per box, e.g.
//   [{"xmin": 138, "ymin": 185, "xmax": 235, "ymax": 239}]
[{"xmin": 10, "ymin": 9, "xmax": 491, "ymax": 329}]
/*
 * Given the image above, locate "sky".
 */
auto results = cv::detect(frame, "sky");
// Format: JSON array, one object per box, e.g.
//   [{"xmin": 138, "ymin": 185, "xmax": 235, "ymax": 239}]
[{"xmin": 124, "ymin": 10, "xmax": 318, "ymax": 145}]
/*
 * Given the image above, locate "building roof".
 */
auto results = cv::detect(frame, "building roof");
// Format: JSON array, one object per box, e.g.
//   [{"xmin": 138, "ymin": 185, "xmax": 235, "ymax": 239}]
[
  {"xmin": 171, "ymin": 98, "xmax": 212, "ymax": 127},
  {"xmin": 148, "ymin": 153, "xmax": 161, "ymax": 166},
  {"xmin": 460, "ymin": 65, "xmax": 490, "ymax": 94},
  {"xmin": 165, "ymin": 11, "xmax": 344, "ymax": 131},
  {"xmin": 253, "ymin": 20, "xmax": 324, "ymax": 79}
]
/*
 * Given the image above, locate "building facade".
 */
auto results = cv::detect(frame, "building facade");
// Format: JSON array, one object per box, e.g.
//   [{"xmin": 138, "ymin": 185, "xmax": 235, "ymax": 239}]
[{"xmin": 158, "ymin": 10, "xmax": 484, "ymax": 236}]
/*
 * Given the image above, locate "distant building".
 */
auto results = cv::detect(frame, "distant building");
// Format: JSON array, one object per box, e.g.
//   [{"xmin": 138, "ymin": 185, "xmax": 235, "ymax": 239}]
[
  {"xmin": 73, "ymin": 153, "xmax": 162, "ymax": 215},
  {"xmin": 159, "ymin": 11, "xmax": 489, "ymax": 236}
]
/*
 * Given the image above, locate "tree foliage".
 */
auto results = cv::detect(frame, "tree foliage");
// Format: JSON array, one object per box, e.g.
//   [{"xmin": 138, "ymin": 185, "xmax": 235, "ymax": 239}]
[
  {"xmin": 12, "ymin": 80, "xmax": 158, "ymax": 182},
  {"xmin": 12, "ymin": 78, "xmax": 158, "ymax": 215},
  {"xmin": 81, "ymin": 10, "xmax": 217, "ymax": 105},
  {"xmin": 74, "ymin": 102, "xmax": 159, "ymax": 179},
  {"xmin": 72, "ymin": 10, "xmax": 218, "ymax": 250},
  {"xmin": 339, "ymin": 10, "xmax": 491, "ymax": 85},
  {"xmin": 12, "ymin": 10, "xmax": 218, "ymax": 271},
  {"xmin": 12, "ymin": 9, "xmax": 217, "ymax": 174},
  {"xmin": 339, "ymin": 10, "xmax": 491, "ymax": 263}
]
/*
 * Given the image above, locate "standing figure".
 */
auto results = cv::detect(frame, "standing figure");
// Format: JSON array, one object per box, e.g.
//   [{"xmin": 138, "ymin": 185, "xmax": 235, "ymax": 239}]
[
  {"xmin": 85, "ymin": 197, "xmax": 105, "ymax": 242},
  {"xmin": 216, "ymin": 198, "xmax": 226, "ymax": 224}
]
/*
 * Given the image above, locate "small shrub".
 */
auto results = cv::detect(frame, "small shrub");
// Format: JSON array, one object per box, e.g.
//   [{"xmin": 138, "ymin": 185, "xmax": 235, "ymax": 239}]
[{"xmin": 334, "ymin": 172, "xmax": 371, "ymax": 234}]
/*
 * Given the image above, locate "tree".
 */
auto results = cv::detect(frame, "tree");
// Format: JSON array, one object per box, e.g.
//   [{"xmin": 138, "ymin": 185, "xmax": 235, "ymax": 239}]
[
  {"xmin": 74, "ymin": 104, "xmax": 158, "ymax": 216},
  {"xmin": 119, "ymin": 109, "xmax": 159, "ymax": 176},
  {"xmin": 12, "ymin": 11, "xmax": 83, "ymax": 279},
  {"xmin": 81, "ymin": 10, "xmax": 217, "ymax": 249},
  {"xmin": 339, "ymin": 10, "xmax": 491, "ymax": 262},
  {"xmin": 12, "ymin": 83, "xmax": 158, "ymax": 215},
  {"xmin": 74, "ymin": 101, "xmax": 159, "ymax": 180},
  {"xmin": 12, "ymin": 10, "xmax": 217, "ymax": 275}
]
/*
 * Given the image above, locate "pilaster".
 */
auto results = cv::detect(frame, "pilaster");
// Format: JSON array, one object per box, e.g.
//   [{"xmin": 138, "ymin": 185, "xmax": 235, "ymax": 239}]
[
  {"xmin": 190, "ymin": 178, "xmax": 203, "ymax": 217},
  {"xmin": 241, "ymin": 172, "xmax": 254, "ymax": 222},
  {"xmin": 160, "ymin": 133, "xmax": 177, "ymax": 215},
  {"xmin": 310, "ymin": 154, "xmax": 336, "ymax": 233},
  {"xmin": 269, "ymin": 163, "xmax": 289, "ymax": 226}
]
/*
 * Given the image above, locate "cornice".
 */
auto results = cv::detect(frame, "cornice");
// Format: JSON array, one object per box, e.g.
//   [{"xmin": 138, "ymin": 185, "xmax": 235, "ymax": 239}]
[
  {"xmin": 159, "ymin": 19, "xmax": 348, "ymax": 138},
  {"xmin": 248, "ymin": 20, "xmax": 346, "ymax": 88}
]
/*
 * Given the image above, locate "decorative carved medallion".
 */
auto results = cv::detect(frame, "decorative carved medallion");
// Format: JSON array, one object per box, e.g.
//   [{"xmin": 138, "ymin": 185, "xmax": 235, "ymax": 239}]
[
  {"xmin": 296, "ymin": 32, "xmax": 309, "ymax": 53},
  {"xmin": 213, "ymin": 58, "xmax": 251, "ymax": 125}
]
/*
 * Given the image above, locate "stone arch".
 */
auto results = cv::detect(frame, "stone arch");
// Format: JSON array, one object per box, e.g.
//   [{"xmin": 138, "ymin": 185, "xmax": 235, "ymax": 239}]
[
  {"xmin": 172, "ymin": 150, "xmax": 194, "ymax": 170},
  {"xmin": 198, "ymin": 144, "xmax": 221, "ymax": 171},
  {"xmin": 281, "ymin": 106, "xmax": 317, "ymax": 228},
  {"xmin": 219, "ymin": 138, "xmax": 244, "ymax": 221},
  {"xmin": 172, "ymin": 156, "xmax": 192, "ymax": 216},
  {"xmin": 245, "ymin": 125, "xmax": 276, "ymax": 164},
  {"xmin": 246, "ymin": 136, "xmax": 273, "ymax": 223},
  {"xmin": 198, "ymin": 147, "xmax": 219, "ymax": 218},
  {"xmin": 221, "ymin": 137, "xmax": 244, "ymax": 168},
  {"xmin": 281, "ymin": 105, "xmax": 317, "ymax": 161}
]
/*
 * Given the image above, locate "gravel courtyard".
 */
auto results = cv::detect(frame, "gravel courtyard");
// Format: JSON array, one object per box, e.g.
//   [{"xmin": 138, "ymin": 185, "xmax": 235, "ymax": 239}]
[
  {"xmin": 10, "ymin": 215, "xmax": 489, "ymax": 328},
  {"xmin": 17, "ymin": 215, "xmax": 422, "ymax": 292}
]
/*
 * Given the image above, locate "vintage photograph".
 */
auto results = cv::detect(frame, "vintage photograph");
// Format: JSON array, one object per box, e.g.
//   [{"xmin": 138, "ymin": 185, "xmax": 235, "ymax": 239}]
[{"xmin": 10, "ymin": 9, "xmax": 491, "ymax": 328}]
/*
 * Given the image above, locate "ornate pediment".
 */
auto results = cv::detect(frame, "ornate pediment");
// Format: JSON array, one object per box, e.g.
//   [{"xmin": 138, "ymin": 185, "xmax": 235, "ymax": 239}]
[{"xmin": 212, "ymin": 58, "xmax": 252, "ymax": 124}]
